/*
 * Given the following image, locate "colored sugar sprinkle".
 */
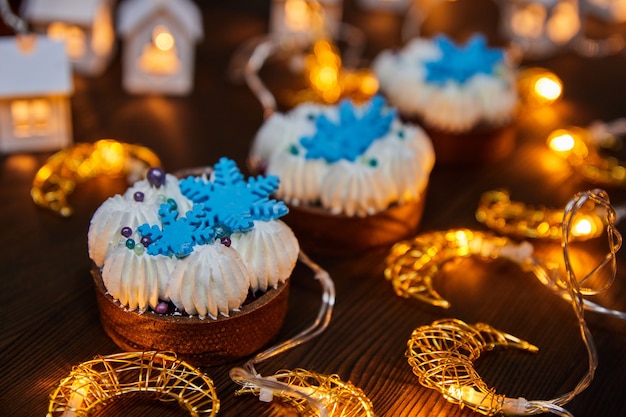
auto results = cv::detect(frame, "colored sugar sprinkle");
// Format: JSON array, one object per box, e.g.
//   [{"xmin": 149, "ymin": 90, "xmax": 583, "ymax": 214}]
[
  {"xmin": 125, "ymin": 239, "xmax": 135, "ymax": 249},
  {"xmin": 424, "ymin": 34, "xmax": 504, "ymax": 86},
  {"xmin": 138, "ymin": 158, "xmax": 288, "ymax": 259},
  {"xmin": 147, "ymin": 167, "xmax": 166, "ymax": 187},
  {"xmin": 121, "ymin": 226, "xmax": 132, "ymax": 238},
  {"xmin": 300, "ymin": 95, "xmax": 395, "ymax": 163},
  {"xmin": 133, "ymin": 191, "xmax": 144, "ymax": 202}
]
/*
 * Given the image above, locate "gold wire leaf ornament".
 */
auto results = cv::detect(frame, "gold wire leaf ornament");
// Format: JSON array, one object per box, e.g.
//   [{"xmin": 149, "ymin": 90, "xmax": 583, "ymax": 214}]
[
  {"xmin": 47, "ymin": 351, "xmax": 220, "ymax": 416},
  {"xmin": 403, "ymin": 189, "xmax": 623, "ymax": 416},
  {"xmin": 230, "ymin": 252, "xmax": 376, "ymax": 417},
  {"xmin": 31, "ymin": 139, "xmax": 161, "ymax": 217}
]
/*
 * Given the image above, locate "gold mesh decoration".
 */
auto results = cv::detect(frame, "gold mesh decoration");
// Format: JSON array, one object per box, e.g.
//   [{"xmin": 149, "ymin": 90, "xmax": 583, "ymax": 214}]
[
  {"xmin": 403, "ymin": 189, "xmax": 623, "ymax": 416},
  {"xmin": 234, "ymin": 368, "xmax": 374, "ymax": 417},
  {"xmin": 32, "ymin": 139, "xmax": 161, "ymax": 217},
  {"xmin": 47, "ymin": 351, "xmax": 219, "ymax": 417},
  {"xmin": 476, "ymin": 189, "xmax": 605, "ymax": 241},
  {"xmin": 547, "ymin": 119, "xmax": 626, "ymax": 187},
  {"xmin": 406, "ymin": 319, "xmax": 539, "ymax": 416},
  {"xmin": 384, "ymin": 227, "xmax": 626, "ymax": 320},
  {"xmin": 230, "ymin": 252, "xmax": 375, "ymax": 417}
]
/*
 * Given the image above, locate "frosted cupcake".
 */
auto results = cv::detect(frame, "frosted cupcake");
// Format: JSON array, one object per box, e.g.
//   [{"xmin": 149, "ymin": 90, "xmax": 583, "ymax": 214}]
[
  {"xmin": 373, "ymin": 34, "xmax": 518, "ymax": 164},
  {"xmin": 88, "ymin": 158, "xmax": 299, "ymax": 365},
  {"xmin": 250, "ymin": 95, "xmax": 434, "ymax": 255}
]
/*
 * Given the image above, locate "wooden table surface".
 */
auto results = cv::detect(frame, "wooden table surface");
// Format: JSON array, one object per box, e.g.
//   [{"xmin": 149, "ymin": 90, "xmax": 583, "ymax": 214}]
[{"xmin": 1, "ymin": 1, "xmax": 626, "ymax": 416}]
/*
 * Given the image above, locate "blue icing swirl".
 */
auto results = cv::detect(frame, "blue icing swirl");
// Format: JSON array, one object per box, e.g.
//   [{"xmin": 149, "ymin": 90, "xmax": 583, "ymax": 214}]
[
  {"xmin": 137, "ymin": 157, "xmax": 287, "ymax": 258},
  {"xmin": 299, "ymin": 95, "xmax": 396, "ymax": 163},
  {"xmin": 424, "ymin": 34, "xmax": 505, "ymax": 86}
]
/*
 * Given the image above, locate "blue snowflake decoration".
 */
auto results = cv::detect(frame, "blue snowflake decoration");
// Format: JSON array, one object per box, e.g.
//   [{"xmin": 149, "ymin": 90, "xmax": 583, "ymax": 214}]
[
  {"xmin": 423, "ymin": 34, "xmax": 504, "ymax": 86},
  {"xmin": 138, "ymin": 203, "xmax": 216, "ymax": 258},
  {"xmin": 299, "ymin": 95, "xmax": 396, "ymax": 163},
  {"xmin": 179, "ymin": 157, "xmax": 288, "ymax": 234}
]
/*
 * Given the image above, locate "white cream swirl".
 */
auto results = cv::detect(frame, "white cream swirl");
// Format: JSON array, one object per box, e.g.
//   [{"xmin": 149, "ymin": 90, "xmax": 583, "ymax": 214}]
[
  {"xmin": 168, "ymin": 243, "xmax": 251, "ymax": 319},
  {"xmin": 230, "ymin": 220, "xmax": 299, "ymax": 292},
  {"xmin": 102, "ymin": 245, "xmax": 173, "ymax": 313}
]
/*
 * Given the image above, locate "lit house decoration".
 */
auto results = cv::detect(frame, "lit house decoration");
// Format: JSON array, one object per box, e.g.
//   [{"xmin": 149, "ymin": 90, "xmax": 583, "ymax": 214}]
[
  {"xmin": 21, "ymin": 0, "xmax": 116, "ymax": 76},
  {"xmin": 0, "ymin": 36, "xmax": 73, "ymax": 154},
  {"xmin": 270, "ymin": 0, "xmax": 343, "ymax": 40},
  {"xmin": 117, "ymin": 0, "xmax": 203, "ymax": 95},
  {"xmin": 499, "ymin": 0, "xmax": 582, "ymax": 58}
]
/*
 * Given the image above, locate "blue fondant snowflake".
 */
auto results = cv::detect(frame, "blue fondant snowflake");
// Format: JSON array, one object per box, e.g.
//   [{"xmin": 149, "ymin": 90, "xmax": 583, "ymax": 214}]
[
  {"xmin": 179, "ymin": 157, "xmax": 288, "ymax": 234},
  {"xmin": 424, "ymin": 34, "xmax": 504, "ymax": 86},
  {"xmin": 299, "ymin": 95, "xmax": 395, "ymax": 163},
  {"xmin": 138, "ymin": 203, "xmax": 216, "ymax": 258}
]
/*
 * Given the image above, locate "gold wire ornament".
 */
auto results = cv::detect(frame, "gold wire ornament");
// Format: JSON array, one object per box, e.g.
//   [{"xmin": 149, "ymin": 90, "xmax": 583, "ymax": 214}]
[
  {"xmin": 547, "ymin": 119, "xmax": 626, "ymax": 187},
  {"xmin": 404, "ymin": 189, "xmax": 622, "ymax": 416},
  {"xmin": 230, "ymin": 252, "xmax": 375, "ymax": 417},
  {"xmin": 406, "ymin": 319, "xmax": 539, "ymax": 415},
  {"xmin": 31, "ymin": 139, "xmax": 161, "ymax": 217},
  {"xmin": 47, "ymin": 351, "xmax": 220, "ymax": 417},
  {"xmin": 384, "ymin": 227, "xmax": 626, "ymax": 319},
  {"xmin": 475, "ymin": 189, "xmax": 608, "ymax": 241}
]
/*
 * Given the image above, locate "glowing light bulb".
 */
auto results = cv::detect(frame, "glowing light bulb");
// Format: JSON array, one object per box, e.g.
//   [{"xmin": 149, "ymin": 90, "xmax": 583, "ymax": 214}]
[
  {"xmin": 548, "ymin": 131, "xmax": 575, "ymax": 153},
  {"xmin": 154, "ymin": 26, "xmax": 174, "ymax": 51},
  {"xmin": 518, "ymin": 67, "xmax": 563, "ymax": 105}
]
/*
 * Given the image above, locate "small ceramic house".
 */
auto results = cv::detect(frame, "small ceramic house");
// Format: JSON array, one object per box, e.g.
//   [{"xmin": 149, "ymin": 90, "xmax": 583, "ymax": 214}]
[
  {"xmin": 21, "ymin": 0, "xmax": 116, "ymax": 76},
  {"xmin": 270, "ymin": 0, "xmax": 343, "ymax": 40},
  {"xmin": 0, "ymin": 36, "xmax": 73, "ymax": 154},
  {"xmin": 117, "ymin": 0, "xmax": 203, "ymax": 95}
]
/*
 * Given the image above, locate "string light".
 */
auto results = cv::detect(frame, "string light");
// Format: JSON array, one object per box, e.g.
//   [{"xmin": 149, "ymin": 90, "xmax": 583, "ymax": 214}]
[
  {"xmin": 517, "ymin": 67, "xmax": 563, "ymax": 106},
  {"xmin": 404, "ymin": 189, "xmax": 622, "ymax": 416},
  {"xmin": 547, "ymin": 119, "xmax": 626, "ymax": 186},
  {"xmin": 47, "ymin": 351, "xmax": 219, "ymax": 417},
  {"xmin": 31, "ymin": 139, "xmax": 161, "ymax": 216},
  {"xmin": 476, "ymin": 189, "xmax": 606, "ymax": 241},
  {"xmin": 384, "ymin": 227, "xmax": 626, "ymax": 319},
  {"xmin": 231, "ymin": 252, "xmax": 375, "ymax": 417}
]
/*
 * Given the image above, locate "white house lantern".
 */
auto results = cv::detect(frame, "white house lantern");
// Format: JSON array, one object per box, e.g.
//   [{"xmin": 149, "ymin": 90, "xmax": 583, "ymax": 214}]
[
  {"xmin": 0, "ymin": 36, "xmax": 73, "ymax": 154},
  {"xmin": 270, "ymin": 0, "xmax": 343, "ymax": 40},
  {"xmin": 117, "ymin": 0, "xmax": 203, "ymax": 96},
  {"xmin": 21, "ymin": 0, "xmax": 116, "ymax": 76},
  {"xmin": 499, "ymin": 0, "xmax": 582, "ymax": 58}
]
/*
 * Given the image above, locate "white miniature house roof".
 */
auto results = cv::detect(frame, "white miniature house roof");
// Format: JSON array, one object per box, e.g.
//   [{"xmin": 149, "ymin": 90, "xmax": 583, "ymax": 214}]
[
  {"xmin": 21, "ymin": 0, "xmax": 108, "ymax": 27},
  {"xmin": 0, "ymin": 36, "xmax": 73, "ymax": 98},
  {"xmin": 117, "ymin": 0, "xmax": 203, "ymax": 41}
]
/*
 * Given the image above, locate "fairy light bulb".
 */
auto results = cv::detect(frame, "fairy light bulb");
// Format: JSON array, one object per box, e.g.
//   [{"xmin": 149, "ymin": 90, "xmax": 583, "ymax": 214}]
[
  {"xmin": 154, "ymin": 25, "xmax": 174, "ymax": 51},
  {"xmin": 547, "ymin": 128, "xmax": 589, "ymax": 159},
  {"xmin": 518, "ymin": 67, "xmax": 563, "ymax": 105}
]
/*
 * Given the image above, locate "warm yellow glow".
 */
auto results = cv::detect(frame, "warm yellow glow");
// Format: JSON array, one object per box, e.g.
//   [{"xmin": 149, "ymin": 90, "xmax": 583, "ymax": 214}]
[
  {"xmin": 11, "ymin": 99, "xmax": 50, "ymax": 137},
  {"xmin": 138, "ymin": 25, "xmax": 180, "ymax": 75},
  {"xmin": 284, "ymin": 0, "xmax": 311, "ymax": 31},
  {"xmin": 91, "ymin": 5, "xmax": 114, "ymax": 56},
  {"xmin": 153, "ymin": 25, "xmax": 175, "ymax": 51},
  {"xmin": 518, "ymin": 68, "xmax": 563, "ymax": 106},
  {"xmin": 48, "ymin": 22, "xmax": 86, "ymax": 59},
  {"xmin": 548, "ymin": 131, "xmax": 575, "ymax": 153},
  {"xmin": 534, "ymin": 76, "xmax": 562, "ymax": 102},
  {"xmin": 511, "ymin": 4, "xmax": 546, "ymax": 38},
  {"xmin": 572, "ymin": 218, "xmax": 593, "ymax": 237},
  {"xmin": 546, "ymin": 1, "xmax": 580, "ymax": 44}
]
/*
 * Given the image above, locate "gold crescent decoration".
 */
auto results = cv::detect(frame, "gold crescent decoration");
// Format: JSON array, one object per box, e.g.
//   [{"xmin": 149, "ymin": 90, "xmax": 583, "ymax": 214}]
[
  {"xmin": 403, "ymin": 189, "xmax": 622, "ymax": 416},
  {"xmin": 31, "ymin": 139, "xmax": 161, "ymax": 217},
  {"xmin": 406, "ymin": 318, "xmax": 539, "ymax": 416},
  {"xmin": 475, "ymin": 189, "xmax": 606, "ymax": 241},
  {"xmin": 546, "ymin": 119, "xmax": 626, "ymax": 187},
  {"xmin": 233, "ymin": 368, "xmax": 374, "ymax": 417},
  {"xmin": 47, "ymin": 351, "xmax": 219, "ymax": 417},
  {"xmin": 230, "ymin": 251, "xmax": 375, "ymax": 417}
]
